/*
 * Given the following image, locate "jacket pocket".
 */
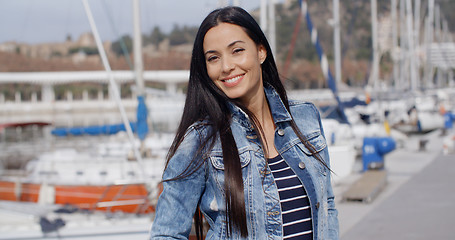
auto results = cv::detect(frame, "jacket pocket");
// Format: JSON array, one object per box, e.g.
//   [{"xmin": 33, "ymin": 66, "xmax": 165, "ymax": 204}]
[
  {"xmin": 209, "ymin": 146, "xmax": 252, "ymax": 170},
  {"xmin": 297, "ymin": 130, "xmax": 327, "ymax": 155},
  {"xmin": 296, "ymin": 131, "xmax": 329, "ymax": 177}
]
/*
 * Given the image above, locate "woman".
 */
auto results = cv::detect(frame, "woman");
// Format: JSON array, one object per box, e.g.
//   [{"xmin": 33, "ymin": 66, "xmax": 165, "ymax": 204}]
[{"xmin": 150, "ymin": 6, "xmax": 338, "ymax": 240}]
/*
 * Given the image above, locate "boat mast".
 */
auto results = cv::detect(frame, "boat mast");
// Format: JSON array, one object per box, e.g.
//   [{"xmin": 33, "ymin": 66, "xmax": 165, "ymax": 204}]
[
  {"xmin": 369, "ymin": 0, "xmax": 379, "ymax": 90},
  {"xmin": 399, "ymin": 0, "xmax": 407, "ymax": 90},
  {"xmin": 391, "ymin": 0, "xmax": 399, "ymax": 88},
  {"xmin": 424, "ymin": 0, "xmax": 434, "ymax": 88},
  {"xmin": 434, "ymin": 4, "xmax": 442, "ymax": 87},
  {"xmin": 133, "ymin": 0, "xmax": 144, "ymax": 97},
  {"xmin": 260, "ymin": 0, "xmax": 267, "ymax": 31},
  {"xmin": 414, "ymin": 0, "xmax": 421, "ymax": 89},
  {"xmin": 333, "ymin": 0, "xmax": 342, "ymax": 86},
  {"xmin": 260, "ymin": 0, "xmax": 276, "ymax": 57},
  {"xmin": 132, "ymin": 0, "xmax": 149, "ymax": 156},
  {"xmin": 81, "ymin": 0, "xmax": 144, "ymax": 171},
  {"xmin": 268, "ymin": 0, "xmax": 276, "ymax": 57},
  {"xmin": 406, "ymin": 0, "xmax": 417, "ymax": 91},
  {"xmin": 299, "ymin": 0, "xmax": 349, "ymax": 124}
]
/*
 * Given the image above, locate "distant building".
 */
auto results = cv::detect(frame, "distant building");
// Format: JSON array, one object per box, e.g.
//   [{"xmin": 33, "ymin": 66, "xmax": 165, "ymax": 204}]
[
  {"xmin": 0, "ymin": 42, "xmax": 17, "ymax": 53},
  {"xmin": 0, "ymin": 32, "xmax": 111, "ymax": 64}
]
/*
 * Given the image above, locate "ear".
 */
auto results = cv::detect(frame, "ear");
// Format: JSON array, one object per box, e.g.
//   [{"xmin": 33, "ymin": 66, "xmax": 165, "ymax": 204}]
[{"xmin": 258, "ymin": 45, "xmax": 267, "ymax": 64}]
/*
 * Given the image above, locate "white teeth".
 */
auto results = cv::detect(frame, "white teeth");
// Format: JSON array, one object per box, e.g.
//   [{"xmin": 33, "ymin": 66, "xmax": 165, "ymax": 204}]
[{"xmin": 224, "ymin": 75, "xmax": 241, "ymax": 83}]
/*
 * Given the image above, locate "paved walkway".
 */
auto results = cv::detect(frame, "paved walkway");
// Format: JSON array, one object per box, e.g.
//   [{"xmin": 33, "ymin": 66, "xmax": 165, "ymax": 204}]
[
  {"xmin": 341, "ymin": 153, "xmax": 454, "ymax": 240},
  {"xmin": 334, "ymin": 129, "xmax": 455, "ymax": 240}
]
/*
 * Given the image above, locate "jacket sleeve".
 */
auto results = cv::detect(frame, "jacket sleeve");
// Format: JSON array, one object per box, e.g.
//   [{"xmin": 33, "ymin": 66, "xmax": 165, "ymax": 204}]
[
  {"xmin": 315, "ymin": 105, "xmax": 339, "ymax": 240},
  {"xmin": 149, "ymin": 127, "xmax": 207, "ymax": 240}
]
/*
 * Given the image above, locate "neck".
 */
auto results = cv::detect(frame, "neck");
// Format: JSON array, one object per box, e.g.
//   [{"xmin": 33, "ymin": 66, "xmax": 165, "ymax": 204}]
[
  {"xmin": 239, "ymin": 80, "xmax": 271, "ymax": 126},
  {"xmin": 242, "ymin": 90, "xmax": 272, "ymax": 130},
  {"xmin": 241, "ymin": 86, "xmax": 277, "ymax": 158}
]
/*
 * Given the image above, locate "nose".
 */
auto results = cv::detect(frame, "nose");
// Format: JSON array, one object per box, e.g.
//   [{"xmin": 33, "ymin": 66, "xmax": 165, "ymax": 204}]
[{"xmin": 221, "ymin": 56, "xmax": 235, "ymax": 73}]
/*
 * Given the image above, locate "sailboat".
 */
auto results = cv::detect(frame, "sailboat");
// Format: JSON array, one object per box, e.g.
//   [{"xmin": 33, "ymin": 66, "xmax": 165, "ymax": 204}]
[
  {"xmin": 289, "ymin": 0, "xmax": 358, "ymax": 183},
  {"xmin": 0, "ymin": 0, "xmax": 166, "ymax": 216}
]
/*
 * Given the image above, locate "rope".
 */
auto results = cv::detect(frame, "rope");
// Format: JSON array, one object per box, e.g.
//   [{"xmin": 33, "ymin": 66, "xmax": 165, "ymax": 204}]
[
  {"xmin": 101, "ymin": 0, "xmax": 134, "ymax": 70},
  {"xmin": 298, "ymin": 0, "xmax": 349, "ymax": 124},
  {"xmin": 283, "ymin": 8, "xmax": 302, "ymax": 77}
]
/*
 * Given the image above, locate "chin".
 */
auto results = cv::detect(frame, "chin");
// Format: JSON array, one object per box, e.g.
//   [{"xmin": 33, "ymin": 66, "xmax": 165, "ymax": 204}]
[{"xmin": 224, "ymin": 90, "xmax": 246, "ymax": 100}]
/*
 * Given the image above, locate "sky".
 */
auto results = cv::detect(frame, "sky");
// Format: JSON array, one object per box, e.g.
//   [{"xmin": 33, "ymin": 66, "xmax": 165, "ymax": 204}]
[{"xmin": 0, "ymin": 0, "xmax": 268, "ymax": 44}]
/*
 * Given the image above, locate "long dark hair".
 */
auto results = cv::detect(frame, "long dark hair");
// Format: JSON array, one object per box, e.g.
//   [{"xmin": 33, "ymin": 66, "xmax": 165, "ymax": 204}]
[{"xmin": 163, "ymin": 6, "xmax": 327, "ymax": 239}]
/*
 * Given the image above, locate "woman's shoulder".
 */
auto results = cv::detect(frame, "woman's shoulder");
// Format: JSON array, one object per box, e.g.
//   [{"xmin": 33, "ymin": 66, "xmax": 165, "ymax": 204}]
[
  {"xmin": 287, "ymin": 99, "xmax": 323, "ymax": 137},
  {"xmin": 288, "ymin": 100, "xmax": 320, "ymax": 119},
  {"xmin": 183, "ymin": 119, "xmax": 214, "ymax": 142}
]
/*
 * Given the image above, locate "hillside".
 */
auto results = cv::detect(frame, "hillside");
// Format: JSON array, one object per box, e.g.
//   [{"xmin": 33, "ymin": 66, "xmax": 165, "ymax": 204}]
[
  {"xmin": 1, "ymin": 0, "xmax": 454, "ymax": 97},
  {"xmin": 270, "ymin": 0, "xmax": 454, "ymax": 88}
]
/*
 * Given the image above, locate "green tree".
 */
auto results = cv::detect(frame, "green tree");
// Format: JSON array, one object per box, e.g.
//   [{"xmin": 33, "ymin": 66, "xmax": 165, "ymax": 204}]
[
  {"xmin": 68, "ymin": 47, "xmax": 98, "ymax": 55},
  {"xmin": 111, "ymin": 35, "xmax": 133, "ymax": 56},
  {"xmin": 168, "ymin": 24, "xmax": 198, "ymax": 46},
  {"xmin": 169, "ymin": 24, "xmax": 186, "ymax": 46},
  {"xmin": 145, "ymin": 26, "xmax": 166, "ymax": 47}
]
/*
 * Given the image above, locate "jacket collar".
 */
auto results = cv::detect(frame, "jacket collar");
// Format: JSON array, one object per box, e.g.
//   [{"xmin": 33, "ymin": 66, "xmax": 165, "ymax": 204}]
[
  {"xmin": 228, "ymin": 83, "xmax": 292, "ymax": 129},
  {"xmin": 264, "ymin": 84, "xmax": 293, "ymax": 123}
]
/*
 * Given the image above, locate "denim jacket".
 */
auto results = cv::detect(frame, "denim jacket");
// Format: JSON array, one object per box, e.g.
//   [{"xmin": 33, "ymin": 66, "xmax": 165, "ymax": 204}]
[{"xmin": 150, "ymin": 85, "xmax": 339, "ymax": 239}]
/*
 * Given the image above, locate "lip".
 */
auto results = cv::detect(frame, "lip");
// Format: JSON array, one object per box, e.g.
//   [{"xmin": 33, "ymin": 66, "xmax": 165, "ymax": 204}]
[{"xmin": 220, "ymin": 74, "xmax": 244, "ymax": 88}]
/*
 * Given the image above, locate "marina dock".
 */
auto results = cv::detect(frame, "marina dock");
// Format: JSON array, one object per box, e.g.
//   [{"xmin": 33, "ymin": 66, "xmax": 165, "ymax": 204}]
[
  {"xmin": 335, "ymin": 129, "xmax": 455, "ymax": 239},
  {"xmin": 1, "ymin": 129, "xmax": 453, "ymax": 239},
  {"xmin": 1, "ymin": 0, "xmax": 454, "ymax": 239}
]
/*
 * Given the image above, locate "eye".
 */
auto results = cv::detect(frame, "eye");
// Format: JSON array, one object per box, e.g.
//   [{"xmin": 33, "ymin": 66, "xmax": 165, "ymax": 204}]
[
  {"xmin": 206, "ymin": 55, "xmax": 219, "ymax": 62},
  {"xmin": 233, "ymin": 48, "xmax": 245, "ymax": 54}
]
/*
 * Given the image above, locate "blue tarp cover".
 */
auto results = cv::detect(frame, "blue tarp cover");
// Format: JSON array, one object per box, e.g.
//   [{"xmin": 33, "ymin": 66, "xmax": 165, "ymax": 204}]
[
  {"xmin": 52, "ymin": 96, "xmax": 150, "ymax": 138},
  {"xmin": 51, "ymin": 122, "xmax": 137, "ymax": 137}
]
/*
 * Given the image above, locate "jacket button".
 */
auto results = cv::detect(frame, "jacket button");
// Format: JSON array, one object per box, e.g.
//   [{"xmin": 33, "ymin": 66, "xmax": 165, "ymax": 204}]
[
  {"xmin": 316, "ymin": 202, "xmax": 320, "ymax": 209},
  {"xmin": 277, "ymin": 129, "xmax": 285, "ymax": 136},
  {"xmin": 298, "ymin": 162, "xmax": 306, "ymax": 169},
  {"xmin": 246, "ymin": 134, "xmax": 257, "ymax": 139}
]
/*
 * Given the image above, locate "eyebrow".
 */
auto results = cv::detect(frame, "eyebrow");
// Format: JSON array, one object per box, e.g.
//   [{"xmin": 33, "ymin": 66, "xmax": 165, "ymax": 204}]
[{"xmin": 204, "ymin": 40, "xmax": 246, "ymax": 56}]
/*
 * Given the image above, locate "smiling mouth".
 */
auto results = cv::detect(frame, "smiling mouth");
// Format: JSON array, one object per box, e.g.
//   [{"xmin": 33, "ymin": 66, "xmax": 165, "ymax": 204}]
[
  {"xmin": 223, "ymin": 75, "xmax": 243, "ymax": 83},
  {"xmin": 221, "ymin": 74, "xmax": 244, "ymax": 87}
]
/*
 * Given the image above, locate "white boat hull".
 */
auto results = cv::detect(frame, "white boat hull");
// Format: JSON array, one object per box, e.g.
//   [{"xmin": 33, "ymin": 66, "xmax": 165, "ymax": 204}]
[{"xmin": 328, "ymin": 144, "xmax": 357, "ymax": 184}]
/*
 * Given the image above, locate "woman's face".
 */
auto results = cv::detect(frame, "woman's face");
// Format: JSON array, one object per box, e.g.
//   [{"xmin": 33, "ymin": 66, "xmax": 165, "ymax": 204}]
[{"xmin": 203, "ymin": 23, "xmax": 267, "ymax": 105}]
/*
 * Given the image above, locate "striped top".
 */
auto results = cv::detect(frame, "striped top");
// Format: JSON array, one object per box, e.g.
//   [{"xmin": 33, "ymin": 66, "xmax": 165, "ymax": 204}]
[{"xmin": 268, "ymin": 155, "xmax": 313, "ymax": 240}]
